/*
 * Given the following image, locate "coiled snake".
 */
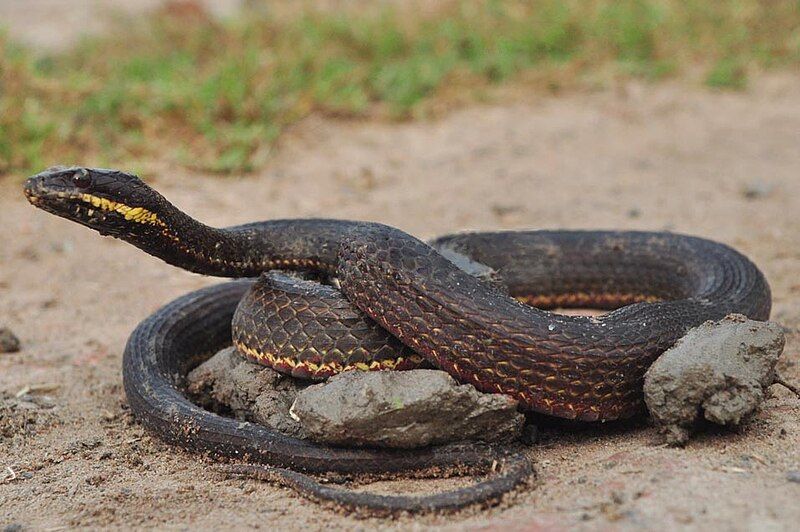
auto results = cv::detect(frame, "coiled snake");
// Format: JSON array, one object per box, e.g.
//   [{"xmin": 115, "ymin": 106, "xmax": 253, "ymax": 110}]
[{"xmin": 24, "ymin": 167, "xmax": 771, "ymax": 514}]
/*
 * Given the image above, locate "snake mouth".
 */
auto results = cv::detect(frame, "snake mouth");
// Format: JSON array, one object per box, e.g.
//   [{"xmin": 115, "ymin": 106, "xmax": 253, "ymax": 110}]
[
  {"xmin": 24, "ymin": 183, "xmax": 132, "ymax": 241},
  {"xmin": 24, "ymin": 176, "xmax": 83, "ymax": 217},
  {"xmin": 27, "ymin": 189, "xmax": 165, "ymax": 234},
  {"xmin": 24, "ymin": 167, "xmax": 85, "ymax": 210},
  {"xmin": 25, "ymin": 168, "xmax": 166, "ymax": 231},
  {"xmin": 23, "ymin": 176, "xmax": 49, "ymax": 206}
]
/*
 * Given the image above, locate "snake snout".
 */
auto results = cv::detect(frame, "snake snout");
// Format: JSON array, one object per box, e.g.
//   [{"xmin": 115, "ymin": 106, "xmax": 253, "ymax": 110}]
[
  {"xmin": 22, "ymin": 174, "xmax": 55, "ymax": 205},
  {"xmin": 25, "ymin": 166, "xmax": 80, "ymax": 194},
  {"xmin": 23, "ymin": 176, "xmax": 39, "ymax": 200}
]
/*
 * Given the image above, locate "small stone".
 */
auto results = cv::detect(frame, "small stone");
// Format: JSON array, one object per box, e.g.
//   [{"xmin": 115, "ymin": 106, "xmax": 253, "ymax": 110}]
[
  {"xmin": 290, "ymin": 369, "xmax": 524, "ymax": 449},
  {"xmin": 14, "ymin": 400, "xmax": 39, "ymax": 411},
  {"xmin": 741, "ymin": 179, "xmax": 774, "ymax": 200},
  {"xmin": 31, "ymin": 395, "xmax": 56, "ymax": 409},
  {"xmin": 0, "ymin": 328, "xmax": 21, "ymax": 353},
  {"xmin": 644, "ymin": 314, "xmax": 785, "ymax": 445},
  {"xmin": 66, "ymin": 438, "xmax": 101, "ymax": 453},
  {"xmin": 787, "ymin": 471, "xmax": 800, "ymax": 483},
  {"xmin": 490, "ymin": 203, "xmax": 523, "ymax": 218}
]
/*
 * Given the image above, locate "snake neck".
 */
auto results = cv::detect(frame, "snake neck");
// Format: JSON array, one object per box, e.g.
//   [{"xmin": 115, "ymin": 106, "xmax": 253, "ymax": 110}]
[
  {"xmin": 120, "ymin": 207, "xmax": 256, "ymax": 276},
  {"xmin": 124, "ymin": 201, "xmax": 346, "ymax": 278},
  {"xmin": 95, "ymin": 191, "xmax": 282, "ymax": 277}
]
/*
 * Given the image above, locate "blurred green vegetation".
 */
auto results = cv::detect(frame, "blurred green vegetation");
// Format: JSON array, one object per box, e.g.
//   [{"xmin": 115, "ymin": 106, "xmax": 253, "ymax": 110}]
[{"xmin": 1, "ymin": 0, "xmax": 799, "ymax": 177}]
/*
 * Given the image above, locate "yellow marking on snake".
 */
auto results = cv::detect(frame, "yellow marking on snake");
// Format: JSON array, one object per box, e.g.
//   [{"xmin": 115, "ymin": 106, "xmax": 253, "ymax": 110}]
[
  {"xmin": 80, "ymin": 193, "xmax": 165, "ymax": 227},
  {"xmin": 235, "ymin": 342, "xmax": 423, "ymax": 378}
]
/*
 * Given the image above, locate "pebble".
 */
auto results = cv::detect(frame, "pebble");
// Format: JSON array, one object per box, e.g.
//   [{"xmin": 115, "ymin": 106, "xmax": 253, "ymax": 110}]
[
  {"xmin": 741, "ymin": 179, "xmax": 774, "ymax": 200},
  {"xmin": 0, "ymin": 327, "xmax": 21, "ymax": 353}
]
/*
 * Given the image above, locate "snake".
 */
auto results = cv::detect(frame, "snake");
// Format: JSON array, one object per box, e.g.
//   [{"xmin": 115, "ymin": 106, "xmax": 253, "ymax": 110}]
[{"xmin": 24, "ymin": 166, "xmax": 772, "ymax": 513}]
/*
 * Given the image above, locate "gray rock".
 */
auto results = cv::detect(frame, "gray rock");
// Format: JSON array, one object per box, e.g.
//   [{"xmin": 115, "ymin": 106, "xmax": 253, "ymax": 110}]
[
  {"xmin": 787, "ymin": 471, "xmax": 800, "ymax": 484},
  {"xmin": 290, "ymin": 369, "xmax": 524, "ymax": 449},
  {"xmin": 186, "ymin": 347, "xmax": 308, "ymax": 438},
  {"xmin": 0, "ymin": 327, "xmax": 21, "ymax": 353},
  {"xmin": 644, "ymin": 314, "xmax": 785, "ymax": 445}
]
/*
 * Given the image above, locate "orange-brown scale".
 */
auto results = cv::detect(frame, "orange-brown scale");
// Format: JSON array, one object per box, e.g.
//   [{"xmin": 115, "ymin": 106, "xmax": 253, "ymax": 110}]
[
  {"xmin": 514, "ymin": 292, "xmax": 662, "ymax": 310},
  {"xmin": 235, "ymin": 340, "xmax": 425, "ymax": 380}
]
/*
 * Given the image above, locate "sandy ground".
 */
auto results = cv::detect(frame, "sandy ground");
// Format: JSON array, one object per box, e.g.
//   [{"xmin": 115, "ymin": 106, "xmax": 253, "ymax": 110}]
[{"xmin": 2, "ymin": 75, "xmax": 800, "ymax": 530}]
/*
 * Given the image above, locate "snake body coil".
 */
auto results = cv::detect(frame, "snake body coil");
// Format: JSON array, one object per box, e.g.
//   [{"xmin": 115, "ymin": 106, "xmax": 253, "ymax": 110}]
[{"xmin": 24, "ymin": 167, "xmax": 772, "ymax": 513}]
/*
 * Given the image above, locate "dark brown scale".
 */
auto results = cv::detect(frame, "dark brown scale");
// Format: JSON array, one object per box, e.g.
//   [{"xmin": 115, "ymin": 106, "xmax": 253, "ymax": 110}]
[
  {"xmin": 233, "ymin": 272, "xmax": 426, "ymax": 379},
  {"xmin": 337, "ymin": 228, "xmax": 770, "ymax": 420}
]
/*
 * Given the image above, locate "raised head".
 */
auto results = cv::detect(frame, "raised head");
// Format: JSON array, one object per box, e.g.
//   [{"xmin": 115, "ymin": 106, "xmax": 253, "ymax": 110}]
[
  {"xmin": 23, "ymin": 166, "xmax": 263, "ymax": 276},
  {"xmin": 24, "ymin": 166, "xmax": 169, "ymax": 237}
]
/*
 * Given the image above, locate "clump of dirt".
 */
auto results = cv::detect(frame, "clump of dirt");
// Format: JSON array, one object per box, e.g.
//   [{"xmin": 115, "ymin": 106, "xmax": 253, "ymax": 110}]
[
  {"xmin": 186, "ymin": 347, "xmax": 309, "ymax": 438},
  {"xmin": 644, "ymin": 315, "xmax": 785, "ymax": 444}
]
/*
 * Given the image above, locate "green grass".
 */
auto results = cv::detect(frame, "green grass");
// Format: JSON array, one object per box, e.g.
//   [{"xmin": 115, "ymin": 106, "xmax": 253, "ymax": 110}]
[
  {"xmin": 2, "ymin": 0, "xmax": 799, "ymax": 177},
  {"xmin": 706, "ymin": 57, "xmax": 748, "ymax": 89}
]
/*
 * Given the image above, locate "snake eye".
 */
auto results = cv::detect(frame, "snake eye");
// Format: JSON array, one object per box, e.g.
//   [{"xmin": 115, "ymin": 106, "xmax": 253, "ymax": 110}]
[{"xmin": 72, "ymin": 170, "xmax": 92, "ymax": 189}]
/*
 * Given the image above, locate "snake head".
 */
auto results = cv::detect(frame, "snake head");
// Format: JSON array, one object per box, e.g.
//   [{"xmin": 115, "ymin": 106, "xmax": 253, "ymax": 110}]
[{"xmin": 24, "ymin": 166, "xmax": 168, "ymax": 237}]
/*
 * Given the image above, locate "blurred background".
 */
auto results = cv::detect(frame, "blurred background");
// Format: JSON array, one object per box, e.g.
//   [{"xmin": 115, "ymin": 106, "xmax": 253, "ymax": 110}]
[{"xmin": 1, "ymin": 0, "xmax": 799, "ymax": 176}]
